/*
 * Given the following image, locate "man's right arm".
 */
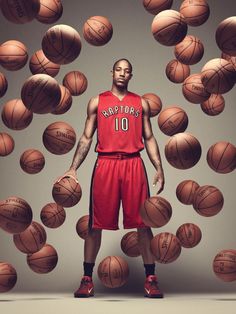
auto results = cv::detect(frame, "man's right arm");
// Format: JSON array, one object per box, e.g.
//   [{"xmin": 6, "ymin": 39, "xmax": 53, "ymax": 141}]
[{"xmin": 57, "ymin": 96, "xmax": 98, "ymax": 181}]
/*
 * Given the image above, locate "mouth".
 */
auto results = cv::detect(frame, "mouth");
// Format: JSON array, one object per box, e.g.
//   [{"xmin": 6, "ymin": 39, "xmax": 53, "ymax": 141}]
[{"xmin": 117, "ymin": 79, "xmax": 125, "ymax": 82}]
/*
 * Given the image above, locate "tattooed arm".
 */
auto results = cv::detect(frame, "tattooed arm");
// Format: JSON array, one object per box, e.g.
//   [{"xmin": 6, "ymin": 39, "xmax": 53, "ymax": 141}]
[{"xmin": 57, "ymin": 96, "xmax": 98, "ymax": 182}]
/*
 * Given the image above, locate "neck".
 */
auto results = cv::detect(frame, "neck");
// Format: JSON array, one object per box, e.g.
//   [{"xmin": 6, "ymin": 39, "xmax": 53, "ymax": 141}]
[{"xmin": 111, "ymin": 85, "xmax": 128, "ymax": 96}]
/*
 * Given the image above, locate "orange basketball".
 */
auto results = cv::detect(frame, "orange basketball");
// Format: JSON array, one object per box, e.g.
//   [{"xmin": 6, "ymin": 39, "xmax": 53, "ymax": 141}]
[
  {"xmin": 1, "ymin": 99, "xmax": 33, "ymax": 130},
  {"xmin": 36, "ymin": 0, "xmax": 63, "ymax": 24},
  {"xmin": 176, "ymin": 223, "xmax": 202, "ymax": 248},
  {"xmin": 97, "ymin": 256, "xmax": 129, "ymax": 288},
  {"xmin": 0, "ymin": 72, "xmax": 8, "ymax": 97},
  {"xmin": 27, "ymin": 243, "xmax": 58, "ymax": 273},
  {"xmin": 140, "ymin": 196, "xmax": 172, "ymax": 228},
  {"xmin": 0, "ymin": 0, "xmax": 40, "ymax": 23},
  {"xmin": 165, "ymin": 132, "xmax": 202, "ymax": 169},
  {"xmin": 0, "ymin": 40, "xmax": 28, "ymax": 71},
  {"xmin": 193, "ymin": 185, "xmax": 224, "ymax": 217},
  {"xmin": 0, "ymin": 196, "xmax": 33, "ymax": 234},
  {"xmin": 13, "ymin": 221, "xmax": 47, "ymax": 254},
  {"xmin": 213, "ymin": 249, "xmax": 236, "ymax": 282},
  {"xmin": 221, "ymin": 52, "xmax": 236, "ymax": 71},
  {"xmin": 76, "ymin": 215, "xmax": 89, "ymax": 239},
  {"xmin": 142, "ymin": 93, "xmax": 162, "ymax": 117},
  {"xmin": 151, "ymin": 10, "xmax": 188, "ymax": 46},
  {"xmin": 0, "ymin": 132, "xmax": 14, "ymax": 156},
  {"xmin": 165, "ymin": 59, "xmax": 190, "ymax": 83},
  {"xmin": 215, "ymin": 17, "xmax": 236, "ymax": 56},
  {"xmin": 180, "ymin": 0, "xmax": 210, "ymax": 26},
  {"xmin": 201, "ymin": 58, "xmax": 235, "ymax": 94},
  {"xmin": 83, "ymin": 16, "xmax": 113, "ymax": 46},
  {"xmin": 42, "ymin": 24, "xmax": 82, "ymax": 64},
  {"xmin": 120, "ymin": 231, "xmax": 140, "ymax": 258},
  {"xmin": 40, "ymin": 202, "xmax": 66, "ymax": 228},
  {"xmin": 0, "ymin": 262, "xmax": 17, "ymax": 292},
  {"xmin": 29, "ymin": 49, "xmax": 60, "ymax": 77},
  {"xmin": 21, "ymin": 74, "xmax": 61, "ymax": 114},
  {"xmin": 52, "ymin": 177, "xmax": 82, "ymax": 207},
  {"xmin": 182, "ymin": 73, "xmax": 210, "ymax": 104},
  {"xmin": 174, "ymin": 35, "xmax": 204, "ymax": 65},
  {"xmin": 42, "ymin": 121, "xmax": 76, "ymax": 154},
  {"xmin": 157, "ymin": 106, "xmax": 188, "ymax": 136},
  {"xmin": 143, "ymin": 0, "xmax": 173, "ymax": 15},
  {"xmin": 62, "ymin": 71, "xmax": 88, "ymax": 96},
  {"xmin": 176, "ymin": 179, "xmax": 200, "ymax": 205},
  {"xmin": 150, "ymin": 232, "xmax": 182, "ymax": 263},
  {"xmin": 20, "ymin": 149, "xmax": 45, "ymax": 174},
  {"xmin": 207, "ymin": 141, "xmax": 236, "ymax": 174},
  {"xmin": 51, "ymin": 85, "xmax": 72, "ymax": 115},
  {"xmin": 201, "ymin": 94, "xmax": 225, "ymax": 116}
]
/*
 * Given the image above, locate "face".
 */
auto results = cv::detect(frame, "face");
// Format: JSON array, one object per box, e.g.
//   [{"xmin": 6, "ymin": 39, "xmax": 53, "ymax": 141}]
[{"xmin": 112, "ymin": 60, "xmax": 132, "ymax": 88}]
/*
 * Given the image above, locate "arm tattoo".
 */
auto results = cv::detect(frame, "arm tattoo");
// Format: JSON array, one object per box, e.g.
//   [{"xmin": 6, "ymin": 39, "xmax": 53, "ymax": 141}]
[{"xmin": 70, "ymin": 138, "xmax": 92, "ymax": 170}]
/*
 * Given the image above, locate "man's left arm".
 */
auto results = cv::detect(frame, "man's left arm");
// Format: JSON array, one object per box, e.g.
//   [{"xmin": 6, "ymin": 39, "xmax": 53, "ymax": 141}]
[{"xmin": 141, "ymin": 98, "xmax": 165, "ymax": 194}]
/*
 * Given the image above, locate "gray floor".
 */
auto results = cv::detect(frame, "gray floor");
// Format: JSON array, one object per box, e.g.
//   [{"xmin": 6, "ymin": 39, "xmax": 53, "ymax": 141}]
[{"xmin": 0, "ymin": 293, "xmax": 236, "ymax": 314}]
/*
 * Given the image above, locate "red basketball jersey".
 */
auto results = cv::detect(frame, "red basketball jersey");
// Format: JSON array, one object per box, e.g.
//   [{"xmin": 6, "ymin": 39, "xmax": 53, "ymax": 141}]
[{"xmin": 96, "ymin": 91, "xmax": 144, "ymax": 153}]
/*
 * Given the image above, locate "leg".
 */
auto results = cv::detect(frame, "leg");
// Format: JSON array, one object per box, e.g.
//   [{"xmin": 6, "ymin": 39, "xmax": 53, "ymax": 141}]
[
  {"xmin": 137, "ymin": 227, "xmax": 155, "ymax": 264},
  {"xmin": 84, "ymin": 228, "xmax": 102, "ymax": 263}
]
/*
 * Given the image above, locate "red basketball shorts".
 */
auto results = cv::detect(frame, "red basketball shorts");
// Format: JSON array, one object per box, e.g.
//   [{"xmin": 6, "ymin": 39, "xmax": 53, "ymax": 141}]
[{"xmin": 89, "ymin": 153, "xmax": 150, "ymax": 230}]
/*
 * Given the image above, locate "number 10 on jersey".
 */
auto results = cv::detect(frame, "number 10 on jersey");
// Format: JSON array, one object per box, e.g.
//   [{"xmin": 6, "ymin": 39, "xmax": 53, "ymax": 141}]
[{"xmin": 115, "ymin": 117, "xmax": 129, "ymax": 131}]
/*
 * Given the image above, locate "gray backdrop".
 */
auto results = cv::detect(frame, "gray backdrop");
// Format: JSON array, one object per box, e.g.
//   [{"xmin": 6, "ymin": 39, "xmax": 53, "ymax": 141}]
[{"xmin": 0, "ymin": 0, "xmax": 235, "ymax": 293}]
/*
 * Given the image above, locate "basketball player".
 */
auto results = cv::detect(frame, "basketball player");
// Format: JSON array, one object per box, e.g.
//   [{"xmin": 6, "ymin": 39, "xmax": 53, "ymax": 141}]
[{"xmin": 58, "ymin": 59, "xmax": 165, "ymax": 298}]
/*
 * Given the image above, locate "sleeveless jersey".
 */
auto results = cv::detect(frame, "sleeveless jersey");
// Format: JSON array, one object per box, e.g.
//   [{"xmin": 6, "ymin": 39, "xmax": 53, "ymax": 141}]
[{"xmin": 95, "ymin": 91, "xmax": 144, "ymax": 153}]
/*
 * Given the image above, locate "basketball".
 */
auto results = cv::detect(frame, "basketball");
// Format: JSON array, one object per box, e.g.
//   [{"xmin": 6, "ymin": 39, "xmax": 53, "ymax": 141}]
[
  {"xmin": 182, "ymin": 73, "xmax": 210, "ymax": 104},
  {"xmin": 179, "ymin": 0, "xmax": 210, "ymax": 27},
  {"xmin": 36, "ymin": 0, "xmax": 63, "ymax": 24},
  {"xmin": 0, "ymin": 0, "xmax": 40, "ymax": 24},
  {"xmin": 120, "ymin": 231, "xmax": 140, "ymax": 258},
  {"xmin": 0, "ymin": 132, "xmax": 14, "ymax": 156},
  {"xmin": 164, "ymin": 132, "xmax": 202, "ymax": 169},
  {"xmin": 40, "ymin": 202, "xmax": 66, "ymax": 228},
  {"xmin": 140, "ymin": 196, "xmax": 172, "ymax": 228},
  {"xmin": 221, "ymin": 52, "xmax": 236, "ymax": 71},
  {"xmin": 201, "ymin": 94, "xmax": 225, "ymax": 116},
  {"xmin": 193, "ymin": 185, "xmax": 224, "ymax": 217},
  {"xmin": 20, "ymin": 149, "xmax": 45, "ymax": 174},
  {"xmin": 174, "ymin": 35, "xmax": 204, "ymax": 65},
  {"xmin": 83, "ymin": 15, "xmax": 113, "ymax": 46},
  {"xmin": 165, "ymin": 59, "xmax": 190, "ymax": 84},
  {"xmin": 29, "ymin": 49, "xmax": 60, "ymax": 77},
  {"xmin": 13, "ymin": 221, "xmax": 47, "ymax": 254},
  {"xmin": 62, "ymin": 71, "xmax": 88, "ymax": 96},
  {"xmin": 42, "ymin": 24, "xmax": 82, "ymax": 64},
  {"xmin": 0, "ymin": 196, "xmax": 32, "ymax": 234},
  {"xmin": 143, "ymin": 0, "xmax": 173, "ymax": 15},
  {"xmin": 51, "ymin": 85, "xmax": 72, "ymax": 115},
  {"xmin": 213, "ymin": 249, "xmax": 236, "ymax": 282},
  {"xmin": 76, "ymin": 215, "xmax": 89, "ymax": 239},
  {"xmin": 142, "ymin": 93, "xmax": 162, "ymax": 117},
  {"xmin": 42, "ymin": 121, "xmax": 76, "ymax": 155},
  {"xmin": 176, "ymin": 179, "xmax": 200, "ymax": 205},
  {"xmin": 0, "ymin": 40, "xmax": 28, "ymax": 71},
  {"xmin": 157, "ymin": 106, "xmax": 188, "ymax": 136},
  {"xmin": 0, "ymin": 262, "xmax": 17, "ymax": 292},
  {"xmin": 151, "ymin": 10, "xmax": 188, "ymax": 46},
  {"xmin": 1, "ymin": 99, "xmax": 33, "ymax": 130},
  {"xmin": 21, "ymin": 74, "xmax": 61, "ymax": 114},
  {"xmin": 176, "ymin": 223, "xmax": 202, "ymax": 248},
  {"xmin": 150, "ymin": 232, "xmax": 182, "ymax": 263},
  {"xmin": 215, "ymin": 17, "xmax": 236, "ymax": 56},
  {"xmin": 201, "ymin": 58, "xmax": 235, "ymax": 94},
  {"xmin": 52, "ymin": 176, "xmax": 82, "ymax": 207},
  {"xmin": 207, "ymin": 141, "xmax": 236, "ymax": 174},
  {"xmin": 27, "ymin": 243, "xmax": 58, "ymax": 273},
  {"xmin": 0, "ymin": 72, "xmax": 8, "ymax": 97},
  {"xmin": 97, "ymin": 256, "xmax": 129, "ymax": 288}
]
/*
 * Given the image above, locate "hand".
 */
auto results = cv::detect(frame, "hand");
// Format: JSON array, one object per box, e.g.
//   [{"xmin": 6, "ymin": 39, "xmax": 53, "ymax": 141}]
[
  {"xmin": 54, "ymin": 168, "xmax": 78, "ymax": 184},
  {"xmin": 152, "ymin": 167, "xmax": 165, "ymax": 194}
]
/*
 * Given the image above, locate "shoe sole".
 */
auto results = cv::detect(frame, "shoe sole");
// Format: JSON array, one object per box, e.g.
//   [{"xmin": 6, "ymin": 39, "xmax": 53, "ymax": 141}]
[
  {"xmin": 144, "ymin": 294, "xmax": 164, "ymax": 298},
  {"xmin": 74, "ymin": 294, "xmax": 94, "ymax": 298}
]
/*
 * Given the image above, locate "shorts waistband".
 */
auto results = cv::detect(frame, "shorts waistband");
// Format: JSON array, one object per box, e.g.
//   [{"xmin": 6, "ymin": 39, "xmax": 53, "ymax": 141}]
[{"xmin": 97, "ymin": 152, "xmax": 140, "ymax": 159}]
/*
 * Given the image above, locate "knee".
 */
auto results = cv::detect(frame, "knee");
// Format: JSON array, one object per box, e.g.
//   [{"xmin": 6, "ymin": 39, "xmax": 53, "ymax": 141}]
[{"xmin": 88, "ymin": 228, "xmax": 102, "ymax": 238}]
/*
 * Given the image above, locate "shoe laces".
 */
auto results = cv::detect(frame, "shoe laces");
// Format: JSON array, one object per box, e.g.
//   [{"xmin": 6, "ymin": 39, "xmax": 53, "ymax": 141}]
[{"xmin": 81, "ymin": 278, "xmax": 90, "ymax": 287}]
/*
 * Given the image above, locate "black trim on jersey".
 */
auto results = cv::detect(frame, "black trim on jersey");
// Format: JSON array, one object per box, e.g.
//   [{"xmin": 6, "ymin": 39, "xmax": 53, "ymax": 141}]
[
  {"xmin": 88, "ymin": 159, "xmax": 99, "ymax": 230},
  {"xmin": 141, "ymin": 158, "xmax": 151, "ymax": 198}
]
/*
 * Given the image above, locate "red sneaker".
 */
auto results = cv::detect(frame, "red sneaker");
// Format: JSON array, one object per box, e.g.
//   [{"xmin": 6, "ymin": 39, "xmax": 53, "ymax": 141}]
[
  {"xmin": 144, "ymin": 275, "xmax": 163, "ymax": 298},
  {"xmin": 74, "ymin": 276, "xmax": 94, "ymax": 298}
]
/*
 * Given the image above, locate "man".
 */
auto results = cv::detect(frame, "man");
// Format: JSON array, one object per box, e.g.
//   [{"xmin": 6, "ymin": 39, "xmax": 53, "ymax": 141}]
[{"xmin": 58, "ymin": 58, "xmax": 165, "ymax": 298}]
